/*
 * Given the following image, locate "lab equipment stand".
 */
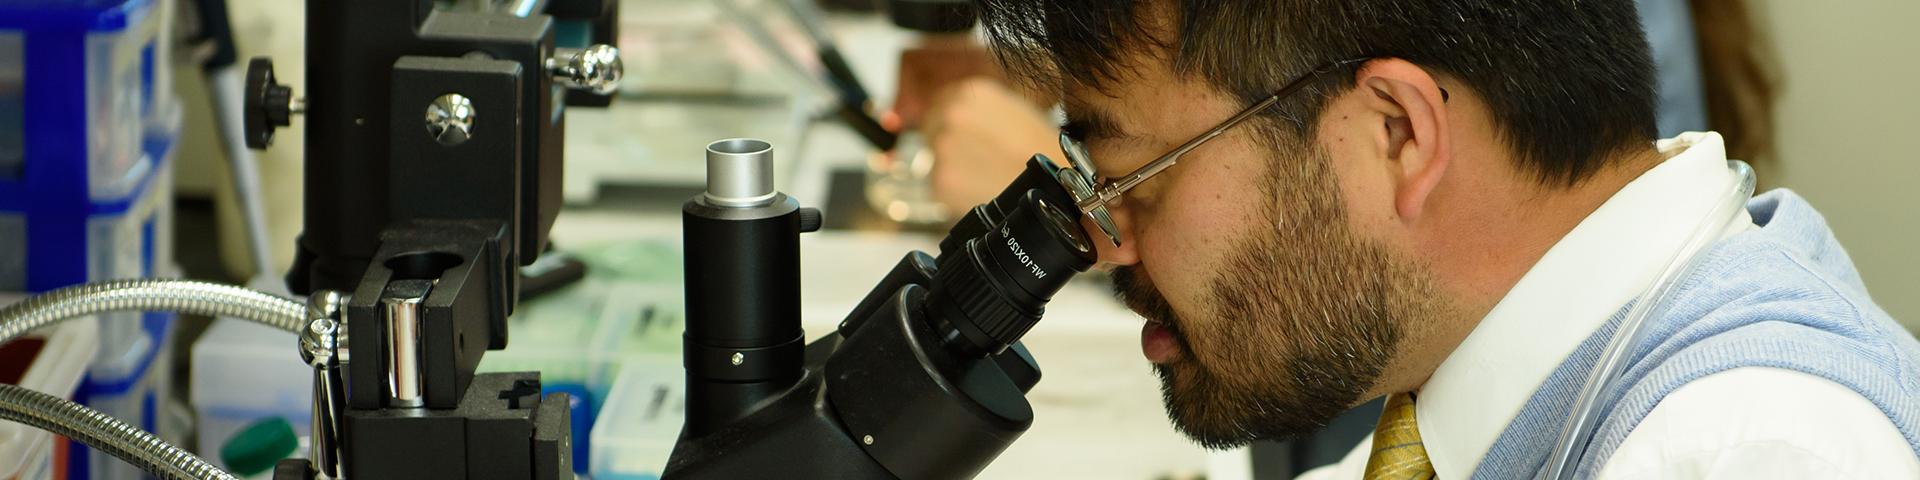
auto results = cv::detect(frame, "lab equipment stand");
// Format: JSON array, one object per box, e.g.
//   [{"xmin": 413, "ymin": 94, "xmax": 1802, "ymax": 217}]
[{"xmin": 242, "ymin": 1, "xmax": 623, "ymax": 478}]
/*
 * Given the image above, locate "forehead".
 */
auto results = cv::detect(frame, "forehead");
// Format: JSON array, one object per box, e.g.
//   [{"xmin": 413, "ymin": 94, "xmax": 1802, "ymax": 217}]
[{"xmin": 1059, "ymin": 63, "xmax": 1240, "ymax": 157}]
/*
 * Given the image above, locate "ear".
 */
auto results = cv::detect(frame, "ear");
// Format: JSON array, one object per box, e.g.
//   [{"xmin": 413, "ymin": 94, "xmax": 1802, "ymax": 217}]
[{"xmin": 1355, "ymin": 59, "xmax": 1451, "ymax": 222}]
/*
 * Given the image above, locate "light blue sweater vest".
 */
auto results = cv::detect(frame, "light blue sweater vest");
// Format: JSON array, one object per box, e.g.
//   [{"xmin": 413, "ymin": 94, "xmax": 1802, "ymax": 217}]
[{"xmin": 1470, "ymin": 190, "xmax": 1920, "ymax": 478}]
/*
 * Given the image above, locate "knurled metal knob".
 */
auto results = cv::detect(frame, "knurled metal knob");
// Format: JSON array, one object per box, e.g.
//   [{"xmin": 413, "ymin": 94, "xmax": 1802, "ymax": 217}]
[{"xmin": 547, "ymin": 44, "xmax": 623, "ymax": 95}]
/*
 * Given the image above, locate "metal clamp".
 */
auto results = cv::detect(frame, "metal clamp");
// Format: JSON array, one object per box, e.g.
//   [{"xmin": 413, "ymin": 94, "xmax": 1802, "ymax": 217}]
[
  {"xmin": 1056, "ymin": 133, "xmax": 1121, "ymax": 246},
  {"xmin": 301, "ymin": 290, "xmax": 350, "ymax": 480}
]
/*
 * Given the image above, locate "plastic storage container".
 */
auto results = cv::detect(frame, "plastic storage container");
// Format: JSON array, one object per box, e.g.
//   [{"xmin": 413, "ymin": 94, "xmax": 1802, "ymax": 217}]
[
  {"xmin": 0, "ymin": 297, "xmax": 101, "ymax": 480},
  {"xmin": 477, "ymin": 279, "xmax": 682, "ymax": 475},
  {"xmin": 587, "ymin": 360, "xmax": 685, "ymax": 480},
  {"xmin": 0, "ymin": 1, "xmax": 183, "ymax": 479},
  {"xmin": 189, "ymin": 318, "xmax": 312, "ymax": 479},
  {"xmin": 68, "ymin": 166, "xmax": 175, "ymax": 480},
  {"xmin": 477, "ymin": 237, "xmax": 685, "ymax": 474}
]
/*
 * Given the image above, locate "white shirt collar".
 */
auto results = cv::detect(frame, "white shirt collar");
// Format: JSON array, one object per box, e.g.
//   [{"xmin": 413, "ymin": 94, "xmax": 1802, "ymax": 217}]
[{"xmin": 1414, "ymin": 132, "xmax": 1751, "ymax": 477}]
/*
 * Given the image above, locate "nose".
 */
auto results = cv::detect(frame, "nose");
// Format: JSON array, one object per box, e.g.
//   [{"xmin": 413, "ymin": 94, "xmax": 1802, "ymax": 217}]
[{"xmin": 1085, "ymin": 202, "xmax": 1139, "ymax": 268}]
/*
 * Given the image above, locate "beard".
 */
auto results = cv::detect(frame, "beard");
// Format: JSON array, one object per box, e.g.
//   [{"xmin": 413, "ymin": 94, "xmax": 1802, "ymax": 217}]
[{"xmin": 1112, "ymin": 143, "xmax": 1446, "ymax": 450}]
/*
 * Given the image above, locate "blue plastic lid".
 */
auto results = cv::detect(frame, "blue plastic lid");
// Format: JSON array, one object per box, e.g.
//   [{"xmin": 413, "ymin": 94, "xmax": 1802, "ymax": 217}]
[{"xmin": 0, "ymin": 0, "xmax": 153, "ymax": 31}]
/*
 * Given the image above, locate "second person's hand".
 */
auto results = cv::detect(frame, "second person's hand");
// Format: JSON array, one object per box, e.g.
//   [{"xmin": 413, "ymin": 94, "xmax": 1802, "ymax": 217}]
[{"xmin": 920, "ymin": 77, "xmax": 1066, "ymax": 219}]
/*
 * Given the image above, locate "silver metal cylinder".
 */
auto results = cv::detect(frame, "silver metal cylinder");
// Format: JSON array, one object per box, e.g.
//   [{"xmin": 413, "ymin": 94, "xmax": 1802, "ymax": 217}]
[
  {"xmin": 704, "ymin": 138, "xmax": 777, "ymax": 207},
  {"xmin": 506, "ymin": 0, "xmax": 549, "ymax": 17},
  {"xmin": 382, "ymin": 280, "xmax": 432, "ymax": 408}
]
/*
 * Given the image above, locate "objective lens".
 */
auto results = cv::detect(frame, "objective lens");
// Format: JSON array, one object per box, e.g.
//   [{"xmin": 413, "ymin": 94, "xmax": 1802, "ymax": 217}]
[{"xmin": 926, "ymin": 190, "xmax": 1096, "ymax": 356}]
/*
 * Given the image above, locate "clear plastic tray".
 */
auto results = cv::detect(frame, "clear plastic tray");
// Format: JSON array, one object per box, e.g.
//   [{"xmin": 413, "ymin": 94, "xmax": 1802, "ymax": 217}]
[
  {"xmin": 0, "ymin": 310, "xmax": 100, "ymax": 480},
  {"xmin": 587, "ymin": 358, "xmax": 685, "ymax": 480}
]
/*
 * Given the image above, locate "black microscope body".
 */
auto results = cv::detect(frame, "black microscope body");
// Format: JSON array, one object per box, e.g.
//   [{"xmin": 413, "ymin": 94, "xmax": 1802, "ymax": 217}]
[{"xmin": 668, "ymin": 155, "xmax": 1098, "ymax": 479}]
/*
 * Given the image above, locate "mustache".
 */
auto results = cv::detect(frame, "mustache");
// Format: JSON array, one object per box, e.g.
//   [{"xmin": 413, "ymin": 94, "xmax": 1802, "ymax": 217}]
[{"xmin": 1111, "ymin": 267, "xmax": 1186, "ymax": 338}]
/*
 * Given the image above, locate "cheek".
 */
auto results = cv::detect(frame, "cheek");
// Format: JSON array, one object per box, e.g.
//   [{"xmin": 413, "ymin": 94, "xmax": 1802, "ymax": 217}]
[
  {"xmin": 1134, "ymin": 160, "xmax": 1273, "ymax": 324},
  {"xmin": 1319, "ymin": 122, "xmax": 1398, "ymax": 230}
]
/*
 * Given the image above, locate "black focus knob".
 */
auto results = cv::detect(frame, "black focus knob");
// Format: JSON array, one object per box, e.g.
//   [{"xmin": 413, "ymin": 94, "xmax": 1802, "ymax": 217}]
[
  {"xmin": 244, "ymin": 57, "xmax": 296, "ymax": 149},
  {"xmin": 799, "ymin": 207, "xmax": 824, "ymax": 233}
]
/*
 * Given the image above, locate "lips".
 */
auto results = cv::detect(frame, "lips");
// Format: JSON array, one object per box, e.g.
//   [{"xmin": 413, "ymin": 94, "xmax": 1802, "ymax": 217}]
[
  {"xmin": 1112, "ymin": 267, "xmax": 1184, "ymax": 363},
  {"xmin": 1141, "ymin": 320, "xmax": 1181, "ymax": 364}
]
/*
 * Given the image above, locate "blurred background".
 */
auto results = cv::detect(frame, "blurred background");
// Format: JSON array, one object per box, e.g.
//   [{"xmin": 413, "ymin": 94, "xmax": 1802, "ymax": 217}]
[
  {"xmin": 174, "ymin": 0, "xmax": 1920, "ymax": 332},
  {"xmin": 1754, "ymin": 0, "xmax": 1920, "ymax": 329},
  {"xmin": 1, "ymin": 0, "xmax": 1914, "ymax": 479}
]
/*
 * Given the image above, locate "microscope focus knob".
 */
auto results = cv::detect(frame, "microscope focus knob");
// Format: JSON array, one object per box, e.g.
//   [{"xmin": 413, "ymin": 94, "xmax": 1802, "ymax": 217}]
[
  {"xmin": 244, "ymin": 57, "xmax": 301, "ymax": 149},
  {"xmin": 547, "ymin": 44, "xmax": 623, "ymax": 95},
  {"xmin": 798, "ymin": 208, "xmax": 823, "ymax": 233}
]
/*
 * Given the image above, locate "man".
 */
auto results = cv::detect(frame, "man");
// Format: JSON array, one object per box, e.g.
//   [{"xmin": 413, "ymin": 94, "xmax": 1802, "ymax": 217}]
[{"xmin": 948, "ymin": 0, "xmax": 1920, "ymax": 477}]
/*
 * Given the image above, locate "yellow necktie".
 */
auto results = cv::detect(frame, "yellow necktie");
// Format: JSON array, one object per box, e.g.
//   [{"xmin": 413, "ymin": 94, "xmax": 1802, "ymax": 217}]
[{"xmin": 1363, "ymin": 393, "xmax": 1437, "ymax": 480}]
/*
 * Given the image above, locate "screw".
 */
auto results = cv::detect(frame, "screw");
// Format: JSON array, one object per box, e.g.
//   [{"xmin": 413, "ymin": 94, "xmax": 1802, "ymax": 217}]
[
  {"xmin": 308, "ymin": 317, "xmax": 335, "ymax": 335},
  {"xmin": 424, "ymin": 93, "xmax": 476, "ymax": 146},
  {"xmin": 730, "ymin": 352, "xmax": 745, "ymax": 366},
  {"xmin": 862, "ymin": 435, "xmax": 874, "ymax": 446}
]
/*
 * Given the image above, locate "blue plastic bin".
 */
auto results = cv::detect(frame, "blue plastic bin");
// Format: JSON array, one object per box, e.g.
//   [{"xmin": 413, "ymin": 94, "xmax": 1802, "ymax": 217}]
[{"xmin": 1, "ymin": 1, "xmax": 183, "ymax": 479}]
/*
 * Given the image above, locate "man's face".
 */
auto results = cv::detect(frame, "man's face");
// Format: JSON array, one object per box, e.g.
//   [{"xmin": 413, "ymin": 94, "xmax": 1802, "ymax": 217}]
[{"xmin": 1069, "ymin": 60, "xmax": 1445, "ymax": 449}]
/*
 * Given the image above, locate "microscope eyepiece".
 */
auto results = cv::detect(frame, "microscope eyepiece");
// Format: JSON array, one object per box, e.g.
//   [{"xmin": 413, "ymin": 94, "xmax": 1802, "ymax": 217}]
[
  {"xmin": 928, "ymin": 190, "xmax": 1096, "ymax": 356},
  {"xmin": 704, "ymin": 138, "xmax": 778, "ymax": 207}
]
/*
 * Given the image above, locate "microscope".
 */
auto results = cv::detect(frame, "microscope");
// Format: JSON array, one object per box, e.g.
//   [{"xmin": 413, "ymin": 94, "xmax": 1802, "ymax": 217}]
[
  {"xmin": 666, "ymin": 139, "xmax": 1104, "ymax": 478},
  {"xmin": 660, "ymin": 3, "xmax": 1126, "ymax": 475}
]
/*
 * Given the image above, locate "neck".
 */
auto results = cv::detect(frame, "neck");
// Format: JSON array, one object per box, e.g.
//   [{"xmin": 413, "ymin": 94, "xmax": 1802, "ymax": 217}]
[{"xmin": 1385, "ymin": 145, "xmax": 1666, "ymax": 396}]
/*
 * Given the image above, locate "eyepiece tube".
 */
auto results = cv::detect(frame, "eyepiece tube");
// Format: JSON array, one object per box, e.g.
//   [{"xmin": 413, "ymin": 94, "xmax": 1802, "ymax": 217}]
[
  {"xmin": 939, "ymin": 155, "xmax": 1078, "ymax": 257},
  {"xmin": 683, "ymin": 138, "xmax": 811, "ymax": 438},
  {"xmin": 927, "ymin": 190, "xmax": 1096, "ymax": 356},
  {"xmin": 705, "ymin": 138, "xmax": 777, "ymax": 207}
]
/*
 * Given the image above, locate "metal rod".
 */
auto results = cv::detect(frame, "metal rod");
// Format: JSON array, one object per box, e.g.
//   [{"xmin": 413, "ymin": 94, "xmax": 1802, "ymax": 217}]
[
  {"xmin": 505, "ymin": 0, "xmax": 548, "ymax": 17},
  {"xmin": 382, "ymin": 280, "xmax": 433, "ymax": 408},
  {"xmin": 1075, "ymin": 57, "xmax": 1370, "ymax": 212},
  {"xmin": 1082, "ymin": 94, "xmax": 1284, "ymax": 210}
]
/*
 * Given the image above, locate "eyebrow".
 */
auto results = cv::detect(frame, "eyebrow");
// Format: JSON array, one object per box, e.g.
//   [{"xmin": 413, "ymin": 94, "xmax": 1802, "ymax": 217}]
[{"xmin": 1060, "ymin": 103, "xmax": 1140, "ymax": 145}]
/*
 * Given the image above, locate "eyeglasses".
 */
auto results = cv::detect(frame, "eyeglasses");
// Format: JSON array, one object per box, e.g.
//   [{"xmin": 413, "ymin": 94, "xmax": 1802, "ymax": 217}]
[{"xmin": 1055, "ymin": 57, "xmax": 1375, "ymax": 246}]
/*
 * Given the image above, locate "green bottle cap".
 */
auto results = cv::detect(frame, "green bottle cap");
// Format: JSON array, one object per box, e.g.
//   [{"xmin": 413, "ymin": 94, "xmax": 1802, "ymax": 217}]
[{"xmin": 219, "ymin": 417, "xmax": 299, "ymax": 475}]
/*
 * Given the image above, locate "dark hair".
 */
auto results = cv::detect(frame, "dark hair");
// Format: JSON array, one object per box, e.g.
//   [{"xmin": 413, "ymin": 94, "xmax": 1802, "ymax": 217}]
[{"xmin": 975, "ymin": 0, "xmax": 1661, "ymax": 187}]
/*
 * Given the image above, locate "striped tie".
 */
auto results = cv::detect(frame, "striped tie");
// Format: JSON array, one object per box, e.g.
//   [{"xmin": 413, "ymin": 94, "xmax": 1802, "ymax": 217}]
[{"xmin": 1363, "ymin": 393, "xmax": 1436, "ymax": 480}]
